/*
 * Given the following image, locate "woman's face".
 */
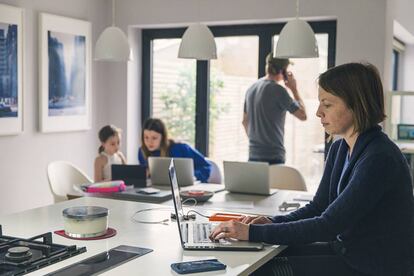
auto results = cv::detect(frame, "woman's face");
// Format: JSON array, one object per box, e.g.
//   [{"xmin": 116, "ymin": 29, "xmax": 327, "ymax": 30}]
[
  {"xmin": 102, "ymin": 134, "xmax": 120, "ymax": 155},
  {"xmin": 316, "ymin": 87, "xmax": 354, "ymax": 137},
  {"xmin": 143, "ymin": 130, "xmax": 162, "ymax": 152}
]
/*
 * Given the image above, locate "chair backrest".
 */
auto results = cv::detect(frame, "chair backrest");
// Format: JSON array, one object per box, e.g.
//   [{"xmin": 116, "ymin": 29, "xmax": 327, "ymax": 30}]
[
  {"xmin": 206, "ymin": 158, "xmax": 222, "ymax": 184},
  {"xmin": 47, "ymin": 161, "xmax": 92, "ymax": 203},
  {"xmin": 269, "ymin": 164, "xmax": 307, "ymax": 191}
]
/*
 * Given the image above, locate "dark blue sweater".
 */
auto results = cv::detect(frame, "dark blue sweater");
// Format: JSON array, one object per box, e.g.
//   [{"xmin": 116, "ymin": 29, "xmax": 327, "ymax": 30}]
[
  {"xmin": 249, "ymin": 126, "xmax": 414, "ymax": 275},
  {"xmin": 138, "ymin": 142, "xmax": 211, "ymax": 183}
]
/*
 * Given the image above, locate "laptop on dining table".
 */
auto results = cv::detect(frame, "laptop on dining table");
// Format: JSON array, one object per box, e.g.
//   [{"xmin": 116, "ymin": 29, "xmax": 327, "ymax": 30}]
[
  {"xmin": 111, "ymin": 164, "xmax": 147, "ymax": 187},
  {"xmin": 223, "ymin": 161, "xmax": 278, "ymax": 195},
  {"xmin": 149, "ymin": 157, "xmax": 197, "ymax": 186},
  {"xmin": 168, "ymin": 159, "xmax": 263, "ymax": 251},
  {"xmin": 111, "ymin": 164, "xmax": 172, "ymax": 203}
]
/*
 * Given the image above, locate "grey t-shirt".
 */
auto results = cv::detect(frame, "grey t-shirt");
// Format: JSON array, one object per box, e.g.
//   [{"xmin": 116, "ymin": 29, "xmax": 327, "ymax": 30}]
[{"xmin": 244, "ymin": 78, "xmax": 300, "ymax": 162}]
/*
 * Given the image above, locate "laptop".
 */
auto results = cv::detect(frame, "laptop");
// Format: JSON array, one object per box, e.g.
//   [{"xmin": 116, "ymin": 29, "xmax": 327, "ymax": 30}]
[
  {"xmin": 111, "ymin": 164, "xmax": 172, "ymax": 203},
  {"xmin": 111, "ymin": 164, "xmax": 147, "ymax": 188},
  {"xmin": 168, "ymin": 159, "xmax": 264, "ymax": 251},
  {"xmin": 149, "ymin": 157, "xmax": 195, "ymax": 186},
  {"xmin": 223, "ymin": 161, "xmax": 277, "ymax": 195}
]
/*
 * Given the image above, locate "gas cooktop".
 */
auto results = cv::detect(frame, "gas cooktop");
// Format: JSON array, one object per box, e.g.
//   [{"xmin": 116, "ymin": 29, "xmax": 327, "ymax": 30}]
[{"xmin": 0, "ymin": 225, "xmax": 86, "ymax": 276}]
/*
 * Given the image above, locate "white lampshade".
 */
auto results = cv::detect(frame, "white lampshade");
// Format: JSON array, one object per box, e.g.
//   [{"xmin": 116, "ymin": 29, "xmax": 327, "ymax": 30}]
[
  {"xmin": 275, "ymin": 19, "xmax": 319, "ymax": 58},
  {"xmin": 178, "ymin": 23, "xmax": 217, "ymax": 60},
  {"xmin": 95, "ymin": 26, "xmax": 132, "ymax": 62}
]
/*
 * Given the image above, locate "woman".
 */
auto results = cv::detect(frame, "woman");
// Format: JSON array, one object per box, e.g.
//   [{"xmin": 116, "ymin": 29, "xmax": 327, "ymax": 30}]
[
  {"xmin": 138, "ymin": 118, "xmax": 211, "ymax": 183},
  {"xmin": 210, "ymin": 63, "xmax": 414, "ymax": 276}
]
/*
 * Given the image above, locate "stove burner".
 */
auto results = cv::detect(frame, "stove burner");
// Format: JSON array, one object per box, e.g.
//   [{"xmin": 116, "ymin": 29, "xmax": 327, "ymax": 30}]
[
  {"xmin": 0, "ymin": 225, "xmax": 86, "ymax": 275},
  {"xmin": 5, "ymin": 246, "xmax": 33, "ymax": 262}
]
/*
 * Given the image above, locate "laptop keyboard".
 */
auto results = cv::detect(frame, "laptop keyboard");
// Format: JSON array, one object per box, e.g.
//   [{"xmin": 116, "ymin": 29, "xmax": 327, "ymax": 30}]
[{"xmin": 193, "ymin": 223, "xmax": 213, "ymax": 243}]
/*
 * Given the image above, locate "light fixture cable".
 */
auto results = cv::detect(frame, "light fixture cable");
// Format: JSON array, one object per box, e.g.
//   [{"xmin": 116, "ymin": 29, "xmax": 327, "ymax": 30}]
[
  {"xmin": 296, "ymin": 0, "xmax": 299, "ymax": 19},
  {"xmin": 112, "ymin": 0, "xmax": 115, "ymax": 26}
]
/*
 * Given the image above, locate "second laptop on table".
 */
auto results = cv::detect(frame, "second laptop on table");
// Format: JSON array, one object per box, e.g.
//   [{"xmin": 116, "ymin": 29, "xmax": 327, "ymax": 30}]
[
  {"xmin": 148, "ymin": 157, "xmax": 196, "ymax": 186},
  {"xmin": 223, "ymin": 161, "xmax": 278, "ymax": 195},
  {"xmin": 111, "ymin": 164, "xmax": 147, "ymax": 188},
  {"xmin": 111, "ymin": 164, "xmax": 172, "ymax": 203}
]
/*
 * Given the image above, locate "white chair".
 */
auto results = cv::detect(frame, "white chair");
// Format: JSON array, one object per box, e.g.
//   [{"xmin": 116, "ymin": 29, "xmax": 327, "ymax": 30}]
[
  {"xmin": 47, "ymin": 161, "xmax": 93, "ymax": 203},
  {"xmin": 269, "ymin": 164, "xmax": 307, "ymax": 191},
  {"xmin": 206, "ymin": 158, "xmax": 222, "ymax": 184}
]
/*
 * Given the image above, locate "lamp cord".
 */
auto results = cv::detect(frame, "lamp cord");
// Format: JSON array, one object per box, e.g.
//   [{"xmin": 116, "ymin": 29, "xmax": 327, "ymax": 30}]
[
  {"xmin": 112, "ymin": 0, "xmax": 115, "ymax": 26},
  {"xmin": 296, "ymin": 0, "xmax": 299, "ymax": 19}
]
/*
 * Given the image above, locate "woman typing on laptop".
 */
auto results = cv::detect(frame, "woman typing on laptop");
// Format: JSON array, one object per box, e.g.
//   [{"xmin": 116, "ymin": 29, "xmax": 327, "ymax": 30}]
[
  {"xmin": 138, "ymin": 118, "xmax": 211, "ymax": 183},
  {"xmin": 209, "ymin": 63, "xmax": 414, "ymax": 276}
]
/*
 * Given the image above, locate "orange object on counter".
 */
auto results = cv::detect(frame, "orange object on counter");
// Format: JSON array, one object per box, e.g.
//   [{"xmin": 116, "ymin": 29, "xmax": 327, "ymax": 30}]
[{"xmin": 209, "ymin": 213, "xmax": 244, "ymax": 221}]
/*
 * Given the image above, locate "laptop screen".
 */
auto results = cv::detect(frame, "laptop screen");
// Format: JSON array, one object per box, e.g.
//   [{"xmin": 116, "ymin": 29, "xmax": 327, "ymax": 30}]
[
  {"xmin": 168, "ymin": 159, "xmax": 186, "ymax": 245},
  {"xmin": 150, "ymin": 157, "xmax": 195, "ymax": 186},
  {"xmin": 111, "ymin": 165, "xmax": 146, "ymax": 187}
]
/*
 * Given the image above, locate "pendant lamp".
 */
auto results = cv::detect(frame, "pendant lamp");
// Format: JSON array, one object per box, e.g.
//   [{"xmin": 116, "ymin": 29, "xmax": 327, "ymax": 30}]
[
  {"xmin": 275, "ymin": 0, "xmax": 318, "ymax": 58},
  {"xmin": 178, "ymin": 23, "xmax": 217, "ymax": 60},
  {"xmin": 95, "ymin": 0, "xmax": 131, "ymax": 61}
]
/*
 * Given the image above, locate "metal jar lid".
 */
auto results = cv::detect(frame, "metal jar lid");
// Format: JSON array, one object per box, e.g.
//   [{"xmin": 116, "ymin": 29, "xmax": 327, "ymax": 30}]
[{"xmin": 62, "ymin": 206, "xmax": 108, "ymax": 220}]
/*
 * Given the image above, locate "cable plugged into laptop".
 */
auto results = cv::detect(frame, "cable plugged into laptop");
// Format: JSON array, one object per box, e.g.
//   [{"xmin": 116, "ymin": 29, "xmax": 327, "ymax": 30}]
[
  {"xmin": 170, "ymin": 213, "xmax": 196, "ymax": 220},
  {"xmin": 170, "ymin": 209, "xmax": 211, "ymax": 220}
]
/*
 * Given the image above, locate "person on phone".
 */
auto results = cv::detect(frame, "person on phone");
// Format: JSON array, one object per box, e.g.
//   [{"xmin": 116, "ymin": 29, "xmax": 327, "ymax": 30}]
[
  {"xmin": 211, "ymin": 62, "xmax": 414, "ymax": 276},
  {"xmin": 242, "ymin": 52, "xmax": 307, "ymax": 164}
]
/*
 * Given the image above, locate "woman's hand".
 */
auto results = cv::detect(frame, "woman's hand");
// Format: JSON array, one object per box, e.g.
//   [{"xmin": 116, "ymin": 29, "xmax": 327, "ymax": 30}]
[
  {"xmin": 209, "ymin": 220, "xmax": 250, "ymax": 241},
  {"xmin": 240, "ymin": 215, "xmax": 272, "ymax": 225}
]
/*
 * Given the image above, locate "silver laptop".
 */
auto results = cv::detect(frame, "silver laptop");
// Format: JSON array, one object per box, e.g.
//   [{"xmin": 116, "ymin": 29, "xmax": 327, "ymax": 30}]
[
  {"xmin": 149, "ymin": 157, "xmax": 194, "ymax": 186},
  {"xmin": 224, "ymin": 161, "xmax": 277, "ymax": 195},
  {"xmin": 168, "ymin": 159, "xmax": 263, "ymax": 251}
]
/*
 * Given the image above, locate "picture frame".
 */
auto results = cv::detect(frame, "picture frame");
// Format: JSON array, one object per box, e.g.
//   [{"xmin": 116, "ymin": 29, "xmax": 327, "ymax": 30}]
[
  {"xmin": 0, "ymin": 4, "xmax": 23, "ymax": 135},
  {"xmin": 39, "ymin": 13, "xmax": 91, "ymax": 133}
]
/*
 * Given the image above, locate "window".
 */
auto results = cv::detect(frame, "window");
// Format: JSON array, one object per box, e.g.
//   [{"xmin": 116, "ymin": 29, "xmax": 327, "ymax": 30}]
[
  {"xmin": 151, "ymin": 39, "xmax": 196, "ymax": 146},
  {"xmin": 142, "ymin": 21, "xmax": 336, "ymax": 191},
  {"xmin": 208, "ymin": 36, "xmax": 259, "ymax": 164},
  {"xmin": 388, "ymin": 38, "xmax": 414, "ymax": 140},
  {"xmin": 392, "ymin": 49, "xmax": 399, "ymax": 91},
  {"xmin": 273, "ymin": 34, "xmax": 329, "ymax": 190},
  {"xmin": 391, "ymin": 37, "xmax": 405, "ymax": 91}
]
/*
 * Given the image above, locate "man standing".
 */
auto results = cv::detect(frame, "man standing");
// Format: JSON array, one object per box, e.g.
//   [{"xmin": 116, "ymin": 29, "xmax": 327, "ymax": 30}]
[{"xmin": 243, "ymin": 53, "xmax": 307, "ymax": 164}]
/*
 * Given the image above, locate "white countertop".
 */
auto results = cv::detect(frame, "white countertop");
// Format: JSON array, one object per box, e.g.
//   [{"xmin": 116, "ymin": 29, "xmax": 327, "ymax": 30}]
[{"xmin": 0, "ymin": 197, "xmax": 284, "ymax": 276}]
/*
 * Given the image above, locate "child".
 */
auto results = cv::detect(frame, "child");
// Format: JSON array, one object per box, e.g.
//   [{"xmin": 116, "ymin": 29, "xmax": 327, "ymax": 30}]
[
  {"xmin": 138, "ymin": 118, "xmax": 211, "ymax": 183},
  {"xmin": 94, "ymin": 125, "xmax": 126, "ymax": 182}
]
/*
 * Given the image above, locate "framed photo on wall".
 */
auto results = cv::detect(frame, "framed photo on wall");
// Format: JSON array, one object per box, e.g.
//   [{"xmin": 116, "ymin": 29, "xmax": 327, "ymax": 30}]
[
  {"xmin": 0, "ymin": 4, "xmax": 23, "ymax": 135},
  {"xmin": 39, "ymin": 13, "xmax": 91, "ymax": 132}
]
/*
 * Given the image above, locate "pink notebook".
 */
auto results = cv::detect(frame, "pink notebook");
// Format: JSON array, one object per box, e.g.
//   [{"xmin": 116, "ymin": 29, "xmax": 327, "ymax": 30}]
[{"xmin": 82, "ymin": 180, "xmax": 126, "ymax": 193}]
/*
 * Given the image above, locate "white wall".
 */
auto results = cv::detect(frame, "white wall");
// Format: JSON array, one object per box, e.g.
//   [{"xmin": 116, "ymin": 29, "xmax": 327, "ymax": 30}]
[
  {"xmin": 111, "ymin": 0, "xmax": 390, "ymax": 160},
  {"xmin": 393, "ymin": 0, "xmax": 414, "ymax": 38},
  {"xmin": 0, "ymin": 0, "xmax": 112, "ymax": 215}
]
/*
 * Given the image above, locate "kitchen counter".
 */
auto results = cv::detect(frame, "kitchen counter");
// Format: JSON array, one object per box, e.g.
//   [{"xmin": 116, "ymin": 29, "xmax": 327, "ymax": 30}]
[{"xmin": 0, "ymin": 197, "xmax": 284, "ymax": 275}]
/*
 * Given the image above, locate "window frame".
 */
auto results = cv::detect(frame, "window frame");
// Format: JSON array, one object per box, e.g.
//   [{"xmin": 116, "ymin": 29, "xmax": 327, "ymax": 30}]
[{"xmin": 142, "ymin": 21, "xmax": 337, "ymax": 156}]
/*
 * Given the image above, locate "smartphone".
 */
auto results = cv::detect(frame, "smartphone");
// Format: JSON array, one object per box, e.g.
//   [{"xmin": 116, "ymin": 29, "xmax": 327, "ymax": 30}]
[
  {"xmin": 136, "ymin": 187, "xmax": 160, "ymax": 195},
  {"xmin": 171, "ymin": 259, "xmax": 226, "ymax": 274},
  {"xmin": 282, "ymin": 69, "xmax": 288, "ymax": 81}
]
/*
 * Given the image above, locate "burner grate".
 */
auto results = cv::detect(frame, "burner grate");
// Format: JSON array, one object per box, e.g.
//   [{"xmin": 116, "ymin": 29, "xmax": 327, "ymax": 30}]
[{"xmin": 0, "ymin": 225, "xmax": 86, "ymax": 276}]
